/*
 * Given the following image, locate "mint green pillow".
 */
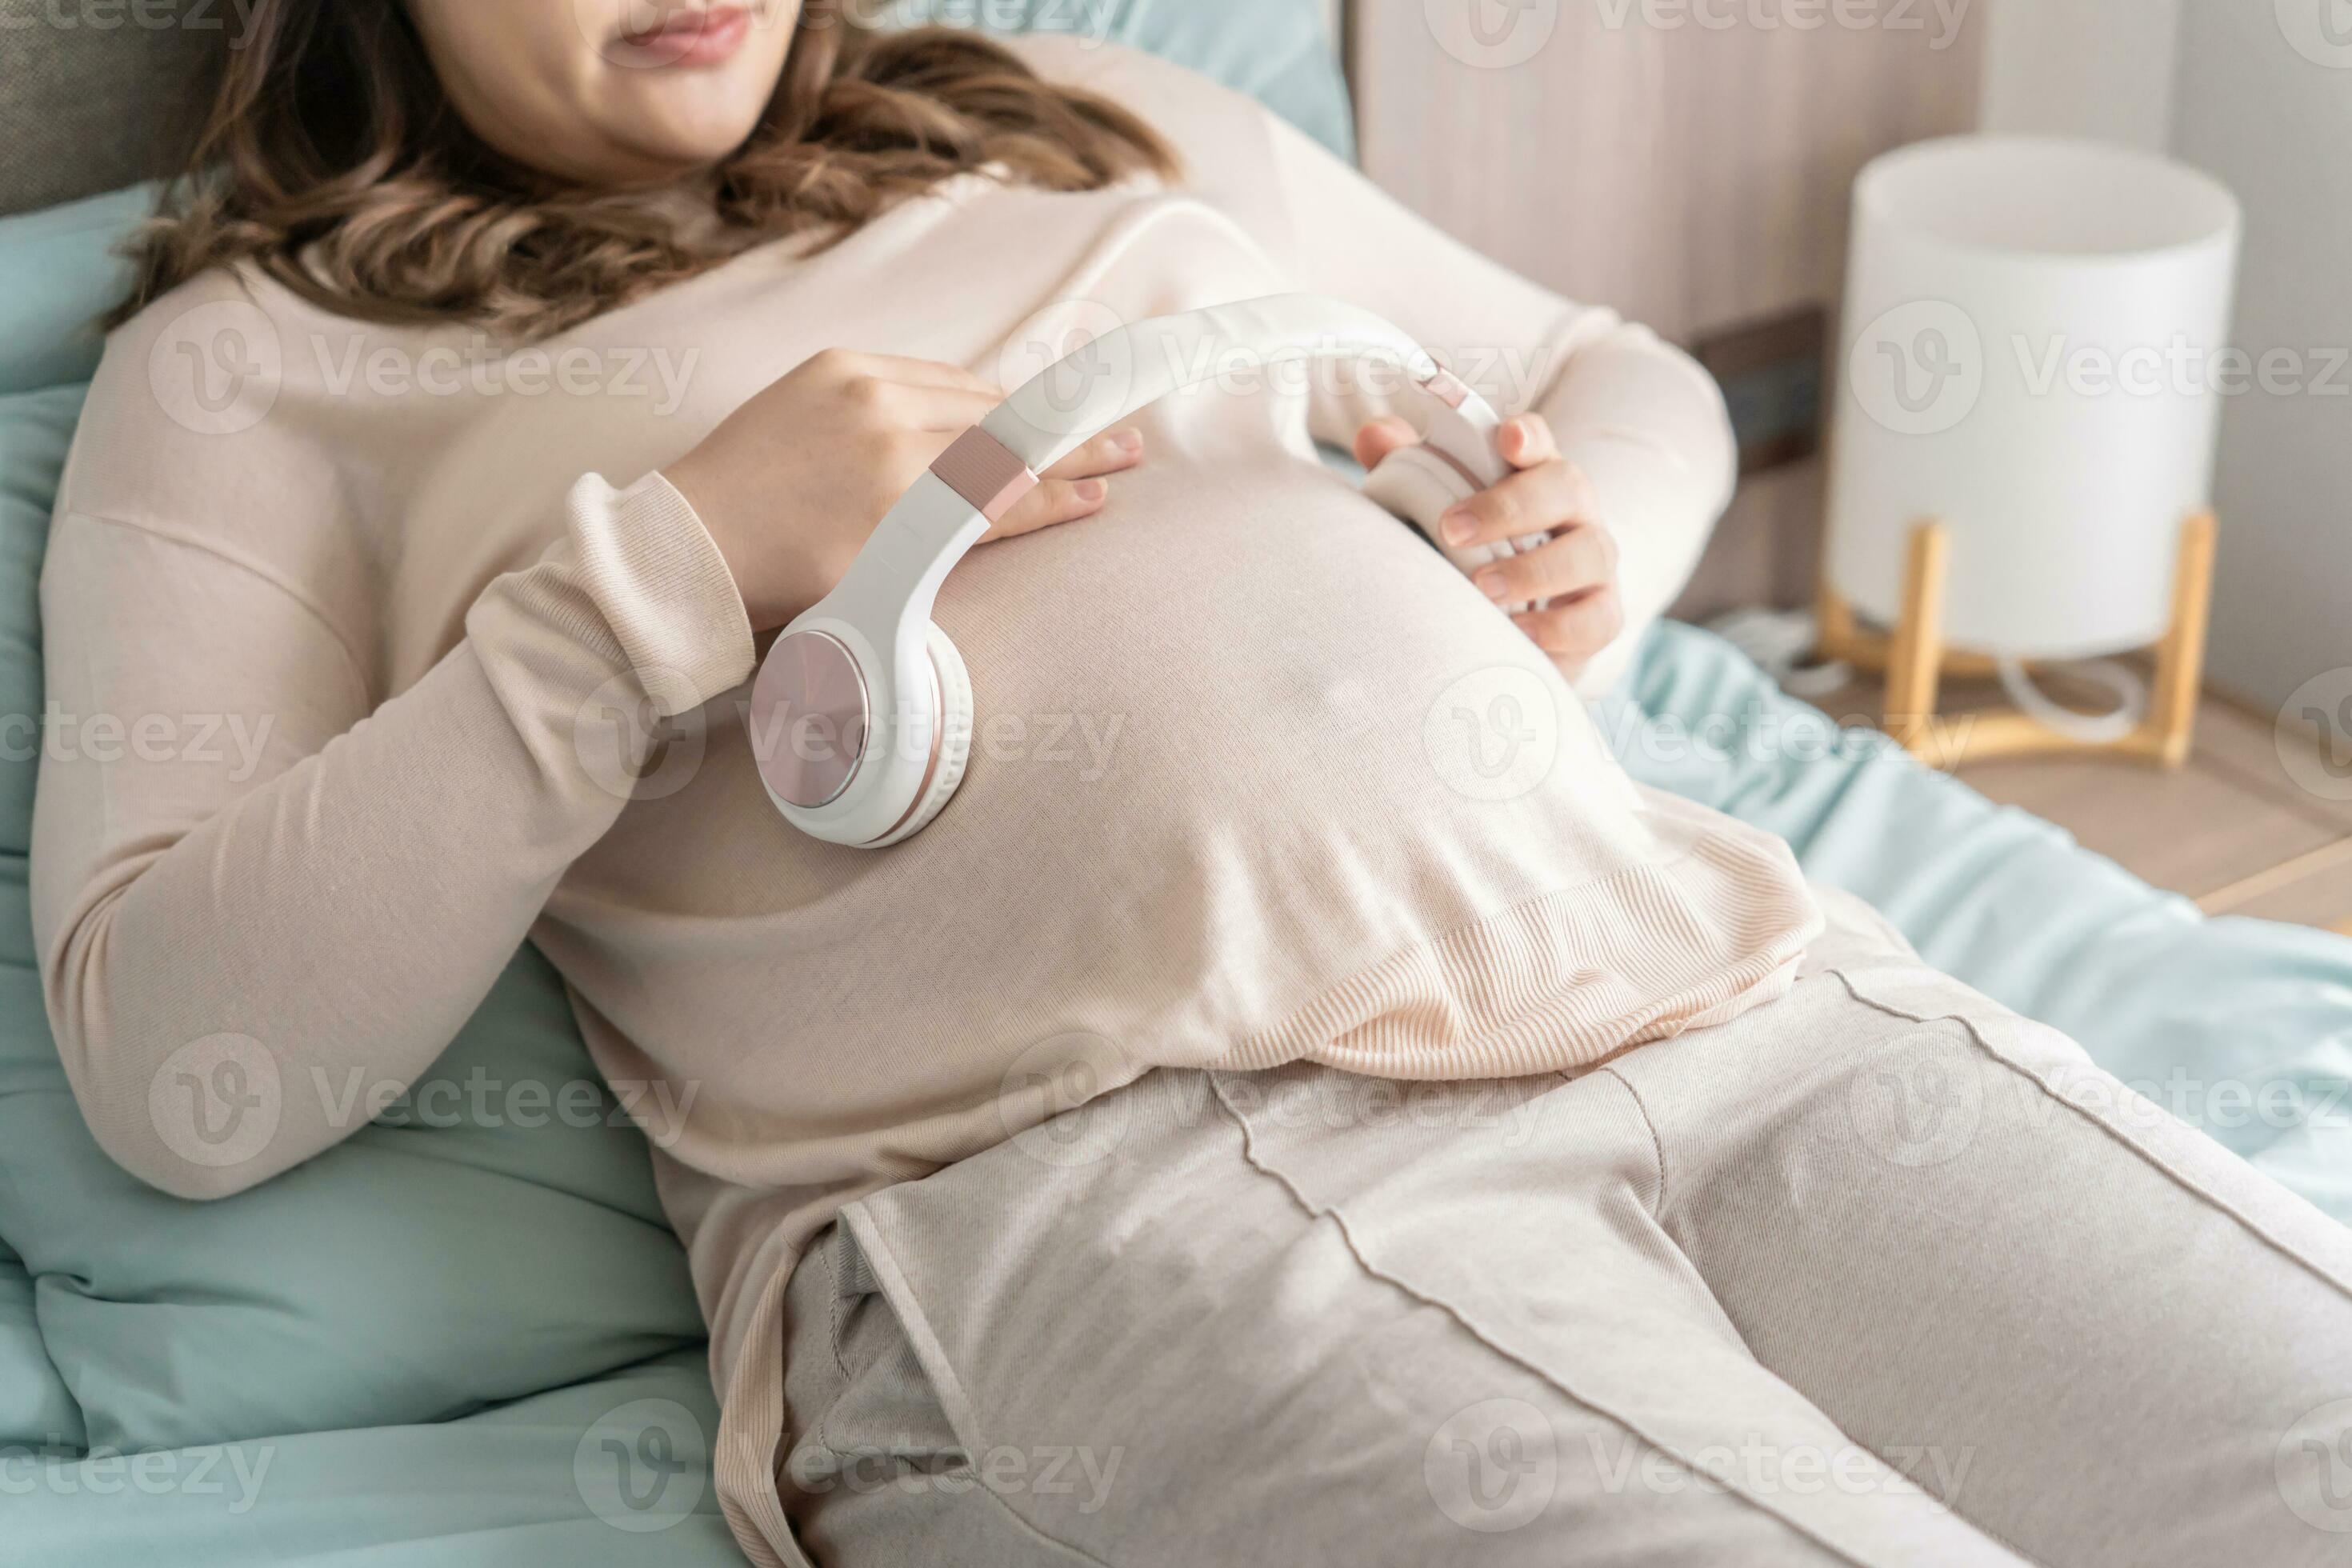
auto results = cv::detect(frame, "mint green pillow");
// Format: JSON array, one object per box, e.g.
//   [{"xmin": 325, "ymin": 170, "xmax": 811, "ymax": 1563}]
[
  {"xmin": 0, "ymin": 949, "xmax": 708, "ymax": 1454},
  {"xmin": 0, "ymin": 390, "xmax": 88, "ymax": 1451},
  {"xmin": 0, "ymin": 386, "xmax": 81, "ymax": 854},
  {"xmin": 0, "ymin": 186, "xmax": 150, "ymax": 398},
  {"xmin": 0, "ymin": 388, "xmax": 703, "ymax": 1454}
]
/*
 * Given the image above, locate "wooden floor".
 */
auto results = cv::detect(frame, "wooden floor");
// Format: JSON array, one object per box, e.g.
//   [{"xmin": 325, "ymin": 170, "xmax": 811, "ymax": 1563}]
[{"xmin": 1818, "ymin": 677, "xmax": 2352, "ymax": 934}]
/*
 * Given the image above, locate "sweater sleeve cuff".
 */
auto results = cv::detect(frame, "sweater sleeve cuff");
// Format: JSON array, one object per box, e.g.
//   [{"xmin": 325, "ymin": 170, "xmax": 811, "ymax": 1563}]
[
  {"xmin": 1552, "ymin": 428, "xmax": 1728, "ymax": 702},
  {"xmin": 566, "ymin": 471, "xmax": 756, "ymax": 716}
]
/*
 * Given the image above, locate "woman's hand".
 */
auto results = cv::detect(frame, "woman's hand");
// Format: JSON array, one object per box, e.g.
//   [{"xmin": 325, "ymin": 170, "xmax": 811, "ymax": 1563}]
[
  {"xmin": 1354, "ymin": 412, "xmax": 1626, "ymax": 684},
  {"xmin": 668, "ymin": 350, "xmax": 1143, "ymax": 631}
]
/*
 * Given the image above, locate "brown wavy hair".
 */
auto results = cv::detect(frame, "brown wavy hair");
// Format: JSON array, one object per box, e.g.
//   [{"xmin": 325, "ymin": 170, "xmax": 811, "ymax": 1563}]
[{"xmin": 111, "ymin": 2, "xmax": 1176, "ymax": 339}]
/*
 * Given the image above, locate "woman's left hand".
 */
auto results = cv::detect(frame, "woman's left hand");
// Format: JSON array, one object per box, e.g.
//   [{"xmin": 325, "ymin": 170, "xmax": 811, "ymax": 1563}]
[{"xmin": 1354, "ymin": 412, "xmax": 1626, "ymax": 684}]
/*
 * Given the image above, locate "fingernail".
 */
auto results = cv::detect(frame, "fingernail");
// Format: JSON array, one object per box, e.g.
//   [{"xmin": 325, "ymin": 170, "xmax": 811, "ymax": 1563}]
[
  {"xmin": 1442, "ymin": 510, "xmax": 1474, "ymax": 546},
  {"xmin": 1076, "ymin": 479, "xmax": 1107, "ymax": 502},
  {"xmin": 1475, "ymin": 572, "xmax": 1510, "ymax": 601},
  {"xmin": 1112, "ymin": 428, "xmax": 1143, "ymax": 454}
]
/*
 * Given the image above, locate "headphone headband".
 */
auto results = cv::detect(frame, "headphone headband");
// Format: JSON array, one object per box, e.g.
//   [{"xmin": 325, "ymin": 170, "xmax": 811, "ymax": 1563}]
[
  {"xmin": 983, "ymin": 295, "xmax": 1446, "ymax": 472},
  {"xmin": 753, "ymin": 294, "xmax": 1507, "ymax": 846},
  {"xmin": 835, "ymin": 295, "xmax": 1498, "ymax": 626}
]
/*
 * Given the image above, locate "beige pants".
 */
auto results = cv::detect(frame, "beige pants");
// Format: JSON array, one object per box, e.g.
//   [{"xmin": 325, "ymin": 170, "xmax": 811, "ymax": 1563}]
[{"xmin": 774, "ymin": 893, "xmax": 2352, "ymax": 1566}]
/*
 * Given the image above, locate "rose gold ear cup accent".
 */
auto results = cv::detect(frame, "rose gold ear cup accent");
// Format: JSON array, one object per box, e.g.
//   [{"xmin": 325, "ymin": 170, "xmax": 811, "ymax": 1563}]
[
  {"xmin": 1422, "ymin": 368, "xmax": 1473, "ymax": 410},
  {"xmin": 931, "ymin": 427, "xmax": 1038, "ymax": 523},
  {"xmin": 750, "ymin": 630, "xmax": 870, "ymax": 809}
]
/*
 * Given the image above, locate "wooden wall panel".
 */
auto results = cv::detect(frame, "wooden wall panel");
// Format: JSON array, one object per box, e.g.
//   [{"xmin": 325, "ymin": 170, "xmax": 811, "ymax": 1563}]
[{"xmin": 1349, "ymin": 2, "xmax": 1986, "ymax": 613}]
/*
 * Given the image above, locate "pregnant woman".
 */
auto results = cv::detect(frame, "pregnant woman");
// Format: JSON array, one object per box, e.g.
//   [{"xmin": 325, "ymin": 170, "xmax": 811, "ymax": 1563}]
[{"xmin": 34, "ymin": 3, "xmax": 2352, "ymax": 1565}]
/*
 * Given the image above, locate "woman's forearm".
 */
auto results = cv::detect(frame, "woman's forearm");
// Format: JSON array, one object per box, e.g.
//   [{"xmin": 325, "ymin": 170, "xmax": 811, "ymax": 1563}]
[
  {"xmin": 1527, "ymin": 317, "xmax": 1738, "ymax": 695},
  {"xmin": 31, "ymin": 475, "xmax": 752, "ymax": 1199}
]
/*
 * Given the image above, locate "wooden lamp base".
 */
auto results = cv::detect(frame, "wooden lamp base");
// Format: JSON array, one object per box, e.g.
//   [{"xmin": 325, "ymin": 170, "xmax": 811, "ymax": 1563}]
[{"xmin": 1814, "ymin": 513, "xmax": 2218, "ymax": 770}]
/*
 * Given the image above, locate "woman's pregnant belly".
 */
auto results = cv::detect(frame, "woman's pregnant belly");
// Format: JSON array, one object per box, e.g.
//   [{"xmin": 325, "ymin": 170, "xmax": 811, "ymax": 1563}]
[{"xmin": 539, "ymin": 399, "xmax": 1810, "ymax": 1193}]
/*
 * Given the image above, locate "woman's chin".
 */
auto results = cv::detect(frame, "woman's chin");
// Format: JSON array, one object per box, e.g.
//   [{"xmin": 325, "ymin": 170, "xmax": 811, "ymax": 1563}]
[
  {"xmin": 592, "ymin": 59, "xmax": 778, "ymax": 150},
  {"xmin": 582, "ymin": 113, "xmax": 766, "ymax": 186}
]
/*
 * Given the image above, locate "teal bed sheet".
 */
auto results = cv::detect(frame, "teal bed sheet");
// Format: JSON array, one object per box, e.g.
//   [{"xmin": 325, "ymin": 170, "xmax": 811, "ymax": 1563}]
[
  {"xmin": 4, "ymin": 3, "xmax": 2350, "ymax": 1563},
  {"xmin": 1609, "ymin": 630, "xmax": 2352, "ymax": 1221},
  {"xmin": 5, "ymin": 1350, "xmax": 742, "ymax": 1565}
]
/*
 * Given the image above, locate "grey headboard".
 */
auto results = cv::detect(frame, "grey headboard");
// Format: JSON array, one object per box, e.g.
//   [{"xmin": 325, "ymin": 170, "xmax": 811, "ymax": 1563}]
[{"xmin": 0, "ymin": 0, "xmax": 226, "ymax": 217}]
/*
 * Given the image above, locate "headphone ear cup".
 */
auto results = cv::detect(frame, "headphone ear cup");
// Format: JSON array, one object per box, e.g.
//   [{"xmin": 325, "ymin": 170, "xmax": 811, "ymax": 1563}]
[
  {"xmin": 1362, "ymin": 446, "xmax": 1550, "ymax": 614},
  {"xmin": 870, "ymin": 624, "xmax": 974, "ymax": 847},
  {"xmin": 1363, "ymin": 445, "xmax": 1477, "ymax": 550}
]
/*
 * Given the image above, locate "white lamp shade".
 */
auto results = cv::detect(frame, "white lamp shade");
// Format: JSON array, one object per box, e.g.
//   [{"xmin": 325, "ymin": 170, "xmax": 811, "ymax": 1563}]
[{"xmin": 1826, "ymin": 137, "xmax": 2242, "ymax": 659}]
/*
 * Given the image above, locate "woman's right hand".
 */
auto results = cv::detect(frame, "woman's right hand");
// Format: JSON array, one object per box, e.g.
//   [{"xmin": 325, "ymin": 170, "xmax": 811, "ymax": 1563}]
[{"xmin": 666, "ymin": 349, "xmax": 1143, "ymax": 632}]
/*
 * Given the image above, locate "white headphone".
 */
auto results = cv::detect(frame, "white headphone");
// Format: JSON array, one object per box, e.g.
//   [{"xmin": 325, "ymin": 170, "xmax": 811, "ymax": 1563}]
[{"xmin": 747, "ymin": 294, "xmax": 1550, "ymax": 846}]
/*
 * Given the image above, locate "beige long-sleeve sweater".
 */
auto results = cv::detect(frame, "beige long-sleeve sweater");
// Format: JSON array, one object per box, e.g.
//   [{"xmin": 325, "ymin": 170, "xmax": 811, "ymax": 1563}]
[{"xmin": 32, "ymin": 38, "xmax": 1818, "ymax": 1563}]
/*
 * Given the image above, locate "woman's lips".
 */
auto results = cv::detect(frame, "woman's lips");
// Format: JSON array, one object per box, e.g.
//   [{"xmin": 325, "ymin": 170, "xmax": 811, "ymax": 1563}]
[{"xmin": 612, "ymin": 6, "xmax": 753, "ymax": 68}]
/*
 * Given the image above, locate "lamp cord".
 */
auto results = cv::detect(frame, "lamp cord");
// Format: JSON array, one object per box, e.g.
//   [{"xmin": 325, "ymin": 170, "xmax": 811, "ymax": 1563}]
[
  {"xmin": 1705, "ymin": 607, "xmax": 1855, "ymax": 701},
  {"xmin": 1994, "ymin": 655, "xmax": 2148, "ymax": 745},
  {"xmin": 1708, "ymin": 606, "xmax": 2151, "ymax": 742}
]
